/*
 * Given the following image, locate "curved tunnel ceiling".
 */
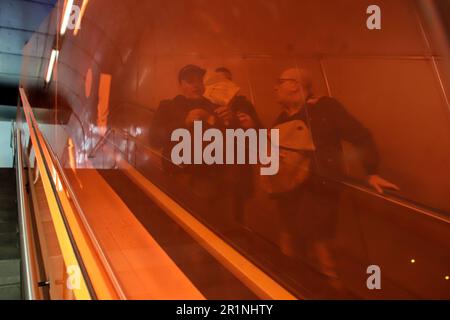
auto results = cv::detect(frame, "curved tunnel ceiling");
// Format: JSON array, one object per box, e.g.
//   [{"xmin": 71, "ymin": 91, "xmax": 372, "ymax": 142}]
[{"xmin": 0, "ymin": 0, "xmax": 56, "ymax": 106}]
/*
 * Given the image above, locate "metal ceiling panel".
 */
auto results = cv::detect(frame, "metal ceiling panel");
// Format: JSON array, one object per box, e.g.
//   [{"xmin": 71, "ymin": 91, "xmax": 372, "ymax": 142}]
[
  {"xmin": 0, "ymin": 0, "xmax": 56, "ymax": 88},
  {"xmin": 0, "ymin": 0, "xmax": 55, "ymax": 31},
  {"xmin": 0, "ymin": 28, "xmax": 32, "ymax": 55}
]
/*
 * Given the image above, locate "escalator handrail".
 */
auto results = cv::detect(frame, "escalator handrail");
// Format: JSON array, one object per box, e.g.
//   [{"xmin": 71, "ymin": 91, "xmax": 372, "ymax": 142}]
[
  {"xmin": 88, "ymin": 101, "xmax": 155, "ymax": 159},
  {"xmin": 20, "ymin": 89, "xmax": 96, "ymax": 299},
  {"xmin": 100, "ymin": 125, "xmax": 450, "ymax": 225},
  {"xmin": 41, "ymin": 130, "xmax": 127, "ymax": 300},
  {"xmin": 330, "ymin": 177, "xmax": 450, "ymax": 224},
  {"xmin": 14, "ymin": 126, "xmax": 40, "ymax": 300},
  {"xmin": 19, "ymin": 88, "xmax": 123, "ymax": 300}
]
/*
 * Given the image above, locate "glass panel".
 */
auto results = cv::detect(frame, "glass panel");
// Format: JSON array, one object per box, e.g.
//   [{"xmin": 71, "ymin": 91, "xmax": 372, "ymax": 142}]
[{"xmin": 20, "ymin": 0, "xmax": 450, "ymax": 299}]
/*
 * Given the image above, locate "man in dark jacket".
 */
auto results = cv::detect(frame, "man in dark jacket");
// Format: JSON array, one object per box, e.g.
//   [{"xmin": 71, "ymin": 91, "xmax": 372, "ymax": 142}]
[
  {"xmin": 151, "ymin": 65, "xmax": 260, "ymax": 169},
  {"xmin": 150, "ymin": 65, "xmax": 260, "ymax": 224},
  {"xmin": 149, "ymin": 64, "xmax": 223, "ymax": 210},
  {"xmin": 274, "ymin": 68, "xmax": 398, "ymax": 190},
  {"xmin": 150, "ymin": 64, "xmax": 214, "ymax": 167},
  {"xmin": 273, "ymin": 68, "xmax": 399, "ymax": 280},
  {"xmin": 214, "ymin": 67, "xmax": 261, "ymax": 224}
]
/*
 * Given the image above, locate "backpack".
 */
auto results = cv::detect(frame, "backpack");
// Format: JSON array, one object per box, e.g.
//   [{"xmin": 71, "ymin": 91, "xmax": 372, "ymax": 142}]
[{"xmin": 261, "ymin": 119, "xmax": 315, "ymax": 195}]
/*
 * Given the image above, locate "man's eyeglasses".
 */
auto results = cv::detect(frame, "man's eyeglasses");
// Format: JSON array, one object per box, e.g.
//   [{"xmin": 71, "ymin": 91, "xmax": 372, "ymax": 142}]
[{"xmin": 276, "ymin": 78, "xmax": 301, "ymax": 85}]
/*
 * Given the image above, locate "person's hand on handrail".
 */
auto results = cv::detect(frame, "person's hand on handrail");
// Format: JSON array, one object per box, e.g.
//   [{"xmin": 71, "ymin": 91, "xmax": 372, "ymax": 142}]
[{"xmin": 368, "ymin": 175, "xmax": 400, "ymax": 194}]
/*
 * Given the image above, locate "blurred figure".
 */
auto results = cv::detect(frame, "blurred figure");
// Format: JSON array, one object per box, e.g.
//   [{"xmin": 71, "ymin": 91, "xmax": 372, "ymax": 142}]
[
  {"xmin": 150, "ymin": 65, "xmax": 260, "ymax": 224},
  {"xmin": 206, "ymin": 67, "xmax": 261, "ymax": 225},
  {"xmin": 271, "ymin": 68, "xmax": 399, "ymax": 282},
  {"xmin": 151, "ymin": 65, "xmax": 208, "ymax": 164},
  {"xmin": 150, "ymin": 64, "xmax": 219, "ymax": 202},
  {"xmin": 214, "ymin": 67, "xmax": 261, "ymax": 130}
]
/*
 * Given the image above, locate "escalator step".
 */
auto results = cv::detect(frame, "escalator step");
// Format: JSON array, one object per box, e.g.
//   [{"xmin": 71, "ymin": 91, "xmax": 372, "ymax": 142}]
[
  {"xmin": 0, "ymin": 191, "xmax": 16, "ymax": 198},
  {"xmin": 0, "ymin": 222, "xmax": 17, "ymax": 234},
  {"xmin": 0, "ymin": 245, "xmax": 20, "ymax": 260},
  {"xmin": 0, "ymin": 201, "xmax": 17, "ymax": 212},
  {"xmin": 0, "ymin": 211, "xmax": 17, "ymax": 223},
  {"xmin": 0, "ymin": 169, "xmax": 16, "ymax": 180},
  {"xmin": 0, "ymin": 259, "xmax": 20, "ymax": 286},
  {"xmin": 0, "ymin": 169, "xmax": 20, "ymax": 300},
  {"xmin": 0, "ymin": 233, "xmax": 19, "ymax": 246},
  {"xmin": 0, "ymin": 284, "xmax": 21, "ymax": 300}
]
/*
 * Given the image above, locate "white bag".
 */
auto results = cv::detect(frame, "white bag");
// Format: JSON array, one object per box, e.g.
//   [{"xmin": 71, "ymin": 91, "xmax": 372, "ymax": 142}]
[{"xmin": 261, "ymin": 119, "xmax": 315, "ymax": 195}]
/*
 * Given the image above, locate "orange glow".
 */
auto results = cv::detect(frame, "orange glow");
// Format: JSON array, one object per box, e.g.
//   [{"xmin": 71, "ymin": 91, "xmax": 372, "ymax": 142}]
[
  {"xmin": 97, "ymin": 73, "xmax": 112, "ymax": 137},
  {"xmin": 66, "ymin": 169, "xmax": 205, "ymax": 299},
  {"xmin": 68, "ymin": 138, "xmax": 76, "ymax": 170},
  {"xmin": 20, "ymin": 89, "xmax": 120, "ymax": 300},
  {"xmin": 67, "ymin": 138, "xmax": 84, "ymax": 189},
  {"xmin": 20, "ymin": 89, "xmax": 91, "ymax": 300},
  {"xmin": 120, "ymin": 160, "xmax": 298, "ymax": 300},
  {"xmin": 19, "ymin": 0, "xmax": 450, "ymax": 300},
  {"xmin": 85, "ymin": 68, "xmax": 93, "ymax": 98}
]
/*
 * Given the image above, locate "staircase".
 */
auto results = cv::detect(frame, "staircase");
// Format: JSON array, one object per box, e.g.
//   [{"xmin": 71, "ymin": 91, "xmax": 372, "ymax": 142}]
[{"xmin": 0, "ymin": 169, "xmax": 21, "ymax": 300}]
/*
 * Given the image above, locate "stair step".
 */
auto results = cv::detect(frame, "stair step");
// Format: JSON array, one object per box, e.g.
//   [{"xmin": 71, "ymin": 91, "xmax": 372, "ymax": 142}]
[
  {"xmin": 0, "ymin": 169, "xmax": 16, "ymax": 179},
  {"xmin": 0, "ymin": 197, "xmax": 15, "ymax": 203},
  {"xmin": 0, "ymin": 245, "xmax": 20, "ymax": 260},
  {"xmin": 0, "ymin": 284, "xmax": 21, "ymax": 300},
  {"xmin": 0, "ymin": 191, "xmax": 16, "ymax": 198},
  {"xmin": 0, "ymin": 232, "xmax": 19, "ymax": 246},
  {"xmin": 0, "ymin": 191, "xmax": 16, "ymax": 197},
  {"xmin": 0, "ymin": 222, "xmax": 17, "ymax": 234},
  {"xmin": 0, "ymin": 259, "xmax": 20, "ymax": 286},
  {"xmin": 0, "ymin": 211, "xmax": 17, "ymax": 223},
  {"xmin": 0, "ymin": 201, "xmax": 17, "ymax": 211},
  {"xmin": 0, "ymin": 169, "xmax": 20, "ymax": 299}
]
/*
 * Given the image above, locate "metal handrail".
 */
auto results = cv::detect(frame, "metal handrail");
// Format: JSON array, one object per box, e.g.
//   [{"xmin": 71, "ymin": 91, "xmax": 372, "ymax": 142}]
[
  {"xmin": 327, "ymin": 177, "xmax": 450, "ymax": 224},
  {"xmin": 20, "ymin": 88, "xmax": 96, "ymax": 299},
  {"xmin": 104, "ymin": 125, "xmax": 450, "ymax": 225},
  {"xmin": 41, "ymin": 135, "xmax": 127, "ymax": 299},
  {"xmin": 19, "ymin": 87, "xmax": 124, "ymax": 300},
  {"xmin": 88, "ymin": 101, "xmax": 155, "ymax": 159},
  {"xmin": 87, "ymin": 127, "xmax": 113, "ymax": 158},
  {"xmin": 15, "ymin": 126, "xmax": 40, "ymax": 300}
]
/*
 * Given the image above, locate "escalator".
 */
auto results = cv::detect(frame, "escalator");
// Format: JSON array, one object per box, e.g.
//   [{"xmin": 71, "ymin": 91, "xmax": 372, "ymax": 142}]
[
  {"xmin": 1, "ymin": 0, "xmax": 449, "ymax": 301},
  {"xmin": 0, "ymin": 85, "xmax": 447, "ymax": 300},
  {"xmin": 0, "ymin": 169, "xmax": 21, "ymax": 300},
  {"xmin": 7, "ymin": 88, "xmax": 297, "ymax": 300},
  {"xmin": 99, "ymin": 169, "xmax": 258, "ymax": 300}
]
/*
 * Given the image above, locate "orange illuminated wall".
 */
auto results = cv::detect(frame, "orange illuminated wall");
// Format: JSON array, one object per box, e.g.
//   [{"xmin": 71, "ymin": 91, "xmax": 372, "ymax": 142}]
[{"xmin": 21, "ymin": 0, "xmax": 450, "ymax": 212}]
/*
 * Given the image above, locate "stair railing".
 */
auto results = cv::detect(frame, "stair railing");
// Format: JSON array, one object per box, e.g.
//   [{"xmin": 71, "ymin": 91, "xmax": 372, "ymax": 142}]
[{"xmin": 18, "ymin": 87, "xmax": 125, "ymax": 300}]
